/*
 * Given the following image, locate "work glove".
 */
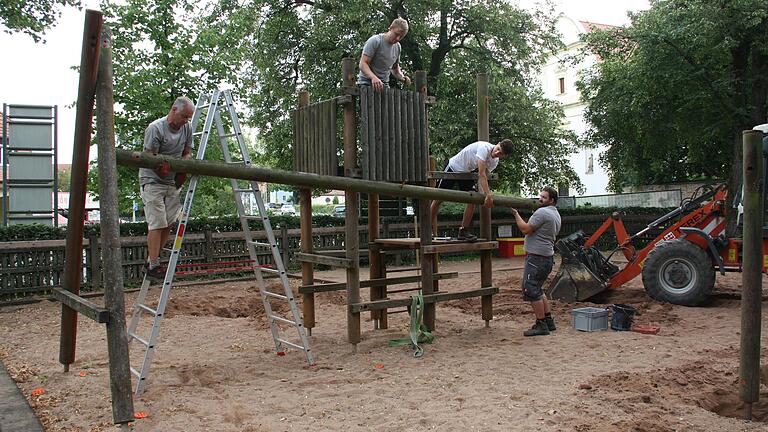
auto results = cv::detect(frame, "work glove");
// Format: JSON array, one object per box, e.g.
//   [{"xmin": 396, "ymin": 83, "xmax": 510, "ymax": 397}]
[{"xmin": 174, "ymin": 172, "xmax": 188, "ymax": 189}]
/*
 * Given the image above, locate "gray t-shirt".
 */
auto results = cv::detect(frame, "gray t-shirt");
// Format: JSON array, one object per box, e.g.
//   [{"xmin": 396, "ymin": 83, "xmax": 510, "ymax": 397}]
[
  {"xmin": 356, "ymin": 34, "xmax": 401, "ymax": 86},
  {"xmin": 139, "ymin": 116, "xmax": 193, "ymax": 186},
  {"xmin": 524, "ymin": 205, "xmax": 561, "ymax": 256}
]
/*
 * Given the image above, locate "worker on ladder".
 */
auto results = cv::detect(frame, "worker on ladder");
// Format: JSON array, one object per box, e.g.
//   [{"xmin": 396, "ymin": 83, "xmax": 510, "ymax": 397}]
[{"xmin": 138, "ymin": 97, "xmax": 194, "ymax": 280}]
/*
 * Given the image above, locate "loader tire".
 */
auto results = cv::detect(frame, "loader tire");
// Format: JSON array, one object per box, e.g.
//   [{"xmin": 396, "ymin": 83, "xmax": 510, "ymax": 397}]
[{"xmin": 642, "ymin": 239, "xmax": 714, "ymax": 306}]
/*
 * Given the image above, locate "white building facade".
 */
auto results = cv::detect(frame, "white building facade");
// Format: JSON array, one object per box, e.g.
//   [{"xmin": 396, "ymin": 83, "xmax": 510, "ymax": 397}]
[{"xmin": 539, "ymin": 15, "xmax": 612, "ymax": 196}]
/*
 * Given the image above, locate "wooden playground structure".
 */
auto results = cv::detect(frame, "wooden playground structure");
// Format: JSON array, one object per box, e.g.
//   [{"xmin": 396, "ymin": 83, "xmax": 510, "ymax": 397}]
[
  {"xmin": 52, "ymin": 9, "xmax": 537, "ymax": 426},
  {"xmin": 12, "ymin": 7, "xmax": 763, "ymax": 428}
]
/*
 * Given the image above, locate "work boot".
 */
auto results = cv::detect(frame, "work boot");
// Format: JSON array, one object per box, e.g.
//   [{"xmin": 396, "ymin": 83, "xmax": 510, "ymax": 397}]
[
  {"xmin": 457, "ymin": 228, "xmax": 477, "ymax": 242},
  {"xmin": 523, "ymin": 319, "xmax": 550, "ymax": 337},
  {"xmin": 545, "ymin": 315, "xmax": 557, "ymax": 331}
]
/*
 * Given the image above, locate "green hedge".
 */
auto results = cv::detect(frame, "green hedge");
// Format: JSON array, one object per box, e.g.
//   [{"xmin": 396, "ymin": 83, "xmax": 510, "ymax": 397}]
[{"xmin": 0, "ymin": 206, "xmax": 673, "ymax": 241}]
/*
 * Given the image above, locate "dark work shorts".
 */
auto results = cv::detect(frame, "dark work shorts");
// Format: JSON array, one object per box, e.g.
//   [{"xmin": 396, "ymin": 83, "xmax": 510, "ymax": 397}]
[
  {"xmin": 522, "ymin": 254, "xmax": 554, "ymax": 301},
  {"xmin": 436, "ymin": 166, "xmax": 477, "ymax": 192}
]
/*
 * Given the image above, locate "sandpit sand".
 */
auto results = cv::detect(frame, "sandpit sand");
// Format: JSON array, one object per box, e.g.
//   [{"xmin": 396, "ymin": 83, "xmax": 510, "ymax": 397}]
[{"xmin": 1, "ymin": 256, "xmax": 767, "ymax": 431}]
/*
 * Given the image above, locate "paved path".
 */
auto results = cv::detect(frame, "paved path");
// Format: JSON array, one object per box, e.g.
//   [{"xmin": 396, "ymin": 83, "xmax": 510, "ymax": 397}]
[{"xmin": 0, "ymin": 360, "xmax": 44, "ymax": 432}]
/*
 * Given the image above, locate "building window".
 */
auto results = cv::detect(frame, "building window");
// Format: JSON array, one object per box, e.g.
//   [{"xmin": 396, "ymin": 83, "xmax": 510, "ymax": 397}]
[{"xmin": 558, "ymin": 77, "xmax": 566, "ymax": 95}]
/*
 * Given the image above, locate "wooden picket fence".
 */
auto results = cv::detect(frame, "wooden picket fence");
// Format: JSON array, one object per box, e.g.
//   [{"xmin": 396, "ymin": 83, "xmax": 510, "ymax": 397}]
[{"xmin": 0, "ymin": 214, "xmax": 663, "ymax": 304}]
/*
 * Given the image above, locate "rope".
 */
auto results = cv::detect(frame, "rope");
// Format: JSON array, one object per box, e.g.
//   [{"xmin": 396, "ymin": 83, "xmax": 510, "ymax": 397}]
[{"xmin": 388, "ymin": 290, "xmax": 434, "ymax": 357}]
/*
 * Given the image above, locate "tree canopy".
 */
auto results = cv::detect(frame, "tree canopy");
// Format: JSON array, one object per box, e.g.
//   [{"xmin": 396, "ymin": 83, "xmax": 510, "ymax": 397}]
[
  {"xmin": 90, "ymin": 0, "xmax": 249, "ymax": 216},
  {"xmin": 578, "ymin": 0, "xmax": 768, "ymax": 193},
  {"xmin": 237, "ymin": 0, "xmax": 582, "ymax": 194},
  {"xmin": 0, "ymin": 0, "xmax": 81, "ymax": 42},
  {"xmin": 100, "ymin": 0, "xmax": 585, "ymax": 217}
]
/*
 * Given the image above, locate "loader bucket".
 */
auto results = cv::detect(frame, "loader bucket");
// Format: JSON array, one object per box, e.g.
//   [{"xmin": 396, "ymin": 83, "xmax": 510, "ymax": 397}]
[
  {"xmin": 547, "ymin": 259, "xmax": 607, "ymax": 302},
  {"xmin": 545, "ymin": 231, "xmax": 611, "ymax": 302}
]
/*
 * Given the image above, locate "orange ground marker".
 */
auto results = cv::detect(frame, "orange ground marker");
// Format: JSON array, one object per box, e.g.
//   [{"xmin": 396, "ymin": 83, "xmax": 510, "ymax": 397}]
[
  {"xmin": 31, "ymin": 388, "xmax": 45, "ymax": 396},
  {"xmin": 78, "ymin": 372, "xmax": 87, "ymax": 377},
  {"xmin": 134, "ymin": 411, "xmax": 149, "ymax": 419},
  {"xmin": 632, "ymin": 325, "xmax": 661, "ymax": 335},
  {"xmin": 374, "ymin": 363, "xmax": 384, "ymax": 369}
]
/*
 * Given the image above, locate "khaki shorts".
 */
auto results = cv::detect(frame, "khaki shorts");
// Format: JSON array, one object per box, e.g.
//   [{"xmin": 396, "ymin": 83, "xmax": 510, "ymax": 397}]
[{"xmin": 141, "ymin": 183, "xmax": 181, "ymax": 230}]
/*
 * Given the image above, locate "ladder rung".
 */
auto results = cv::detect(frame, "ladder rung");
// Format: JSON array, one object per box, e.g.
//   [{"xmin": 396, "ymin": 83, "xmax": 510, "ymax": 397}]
[
  {"xmin": 129, "ymin": 332, "xmax": 151, "ymax": 347},
  {"xmin": 233, "ymin": 188, "xmax": 255, "ymax": 193},
  {"xmin": 196, "ymin": 103, "xmax": 210, "ymax": 109},
  {"xmin": 193, "ymin": 131, "xmax": 205, "ymax": 136},
  {"xmin": 259, "ymin": 267, "xmax": 282, "ymax": 275},
  {"xmin": 248, "ymin": 240, "xmax": 273, "ymax": 248},
  {"xmin": 241, "ymin": 215, "xmax": 264, "ymax": 220},
  {"xmin": 130, "ymin": 367, "xmax": 142, "ymax": 378},
  {"xmin": 162, "ymin": 247, "xmax": 177, "ymax": 252},
  {"xmin": 276, "ymin": 338, "xmax": 308, "ymax": 352},
  {"xmin": 263, "ymin": 291, "xmax": 288, "ymax": 300},
  {"xmin": 270, "ymin": 315, "xmax": 297, "ymax": 326},
  {"xmin": 220, "ymin": 132, "xmax": 238, "ymax": 138},
  {"xmin": 136, "ymin": 304, "xmax": 158, "ymax": 316}
]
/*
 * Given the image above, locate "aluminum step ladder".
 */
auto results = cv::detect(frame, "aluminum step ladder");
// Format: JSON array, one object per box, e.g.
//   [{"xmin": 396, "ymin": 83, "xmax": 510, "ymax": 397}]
[{"xmin": 127, "ymin": 89, "xmax": 313, "ymax": 395}]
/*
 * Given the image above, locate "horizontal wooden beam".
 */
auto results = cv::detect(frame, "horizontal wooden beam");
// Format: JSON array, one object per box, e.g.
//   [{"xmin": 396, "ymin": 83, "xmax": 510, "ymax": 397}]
[
  {"xmin": 299, "ymin": 271, "xmax": 459, "ymax": 294},
  {"xmin": 350, "ymin": 287, "xmax": 499, "ymax": 312},
  {"xmin": 115, "ymin": 150, "xmax": 539, "ymax": 210},
  {"xmin": 316, "ymin": 249, "xmax": 369, "ymax": 257},
  {"xmin": 295, "ymin": 252, "xmax": 354, "ymax": 268},
  {"xmin": 51, "ymin": 287, "xmax": 109, "ymax": 323},
  {"xmin": 428, "ymin": 171, "xmax": 499, "ymax": 181},
  {"xmin": 421, "ymin": 241, "xmax": 498, "ymax": 254}
]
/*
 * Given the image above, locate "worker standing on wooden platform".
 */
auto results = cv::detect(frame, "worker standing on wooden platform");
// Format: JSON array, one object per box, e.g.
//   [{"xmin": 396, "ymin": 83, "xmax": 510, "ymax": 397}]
[
  {"xmin": 511, "ymin": 186, "xmax": 561, "ymax": 336},
  {"xmin": 357, "ymin": 18, "xmax": 411, "ymax": 91},
  {"xmin": 139, "ymin": 97, "xmax": 194, "ymax": 280},
  {"xmin": 430, "ymin": 139, "xmax": 514, "ymax": 241}
]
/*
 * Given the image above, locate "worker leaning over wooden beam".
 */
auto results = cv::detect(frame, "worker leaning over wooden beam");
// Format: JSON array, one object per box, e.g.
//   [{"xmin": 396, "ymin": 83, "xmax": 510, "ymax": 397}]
[{"xmin": 430, "ymin": 139, "xmax": 515, "ymax": 240}]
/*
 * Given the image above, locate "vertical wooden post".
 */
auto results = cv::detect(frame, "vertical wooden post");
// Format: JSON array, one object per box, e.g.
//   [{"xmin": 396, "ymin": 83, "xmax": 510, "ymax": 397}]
[
  {"xmin": 204, "ymin": 229, "xmax": 214, "ymax": 264},
  {"xmin": 429, "ymin": 156, "xmax": 439, "ymax": 293},
  {"xmin": 739, "ymin": 129, "xmax": 764, "ymax": 420},
  {"xmin": 280, "ymin": 224, "xmax": 290, "ymax": 267},
  {"xmin": 60, "ymin": 9, "xmax": 103, "ymax": 371},
  {"xmin": 369, "ymin": 194, "xmax": 384, "ymax": 328},
  {"xmin": 477, "ymin": 73, "xmax": 493, "ymax": 327},
  {"xmin": 297, "ymin": 91, "xmax": 315, "ymax": 333},
  {"xmin": 342, "ymin": 58, "xmax": 361, "ymax": 346},
  {"xmin": 95, "ymin": 24, "xmax": 134, "ymax": 425},
  {"xmin": 414, "ymin": 70, "xmax": 435, "ymax": 330},
  {"xmin": 88, "ymin": 234, "xmax": 102, "ymax": 290}
]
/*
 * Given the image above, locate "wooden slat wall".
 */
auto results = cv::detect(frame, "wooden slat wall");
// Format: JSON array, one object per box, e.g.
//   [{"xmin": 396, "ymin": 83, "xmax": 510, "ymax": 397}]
[
  {"xmin": 292, "ymin": 100, "xmax": 338, "ymax": 176},
  {"xmin": 360, "ymin": 86, "xmax": 428, "ymax": 183}
]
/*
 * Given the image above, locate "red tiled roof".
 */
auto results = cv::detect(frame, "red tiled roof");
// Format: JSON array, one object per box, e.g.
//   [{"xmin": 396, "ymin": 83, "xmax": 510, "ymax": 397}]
[{"xmin": 580, "ymin": 21, "xmax": 617, "ymax": 33}]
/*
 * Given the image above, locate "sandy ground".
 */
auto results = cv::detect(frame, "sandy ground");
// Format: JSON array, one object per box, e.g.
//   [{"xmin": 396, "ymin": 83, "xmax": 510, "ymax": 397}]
[{"xmin": 1, "ymin": 256, "xmax": 768, "ymax": 432}]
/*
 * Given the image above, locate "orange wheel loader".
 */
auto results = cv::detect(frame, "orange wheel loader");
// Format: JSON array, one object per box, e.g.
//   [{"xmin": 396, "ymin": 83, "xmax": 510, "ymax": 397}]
[{"xmin": 547, "ymin": 181, "xmax": 768, "ymax": 306}]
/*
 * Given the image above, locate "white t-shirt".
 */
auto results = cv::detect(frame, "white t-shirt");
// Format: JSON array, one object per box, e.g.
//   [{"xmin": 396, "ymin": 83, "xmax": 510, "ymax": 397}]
[{"xmin": 447, "ymin": 141, "xmax": 499, "ymax": 173}]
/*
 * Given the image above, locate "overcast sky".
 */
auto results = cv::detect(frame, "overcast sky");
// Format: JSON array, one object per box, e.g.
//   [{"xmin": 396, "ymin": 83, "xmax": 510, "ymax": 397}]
[{"xmin": 0, "ymin": 0, "xmax": 649, "ymax": 165}]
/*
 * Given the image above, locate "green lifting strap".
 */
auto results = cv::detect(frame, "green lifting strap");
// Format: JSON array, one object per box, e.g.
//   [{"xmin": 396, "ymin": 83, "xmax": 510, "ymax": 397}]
[{"xmin": 388, "ymin": 290, "xmax": 434, "ymax": 357}]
